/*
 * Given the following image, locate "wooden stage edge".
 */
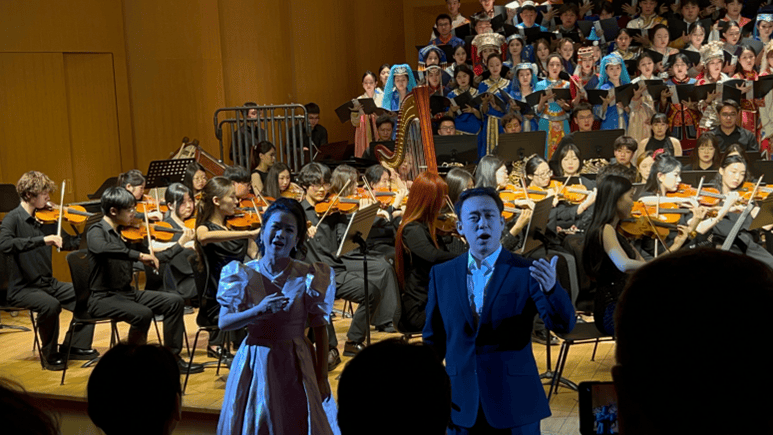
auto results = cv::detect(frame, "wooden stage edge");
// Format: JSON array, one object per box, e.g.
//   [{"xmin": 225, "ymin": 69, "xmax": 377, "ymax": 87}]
[{"xmin": 0, "ymin": 299, "xmax": 616, "ymax": 435}]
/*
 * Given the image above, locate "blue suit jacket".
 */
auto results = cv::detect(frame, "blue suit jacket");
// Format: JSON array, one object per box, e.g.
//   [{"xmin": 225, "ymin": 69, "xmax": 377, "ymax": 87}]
[{"xmin": 423, "ymin": 248, "xmax": 576, "ymax": 429}]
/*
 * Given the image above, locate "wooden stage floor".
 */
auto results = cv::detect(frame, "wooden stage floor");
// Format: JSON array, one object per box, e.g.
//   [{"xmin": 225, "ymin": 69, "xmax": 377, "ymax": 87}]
[{"xmin": 0, "ymin": 300, "xmax": 614, "ymax": 435}]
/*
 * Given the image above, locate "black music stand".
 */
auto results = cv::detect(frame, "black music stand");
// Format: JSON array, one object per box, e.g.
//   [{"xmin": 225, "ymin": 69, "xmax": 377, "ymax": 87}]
[
  {"xmin": 145, "ymin": 158, "xmax": 195, "ymax": 189},
  {"xmin": 750, "ymin": 194, "xmax": 773, "ymax": 231},
  {"xmin": 521, "ymin": 195, "xmax": 553, "ymax": 255},
  {"xmin": 573, "ymin": 130, "xmax": 625, "ymax": 161},
  {"xmin": 497, "ymin": 131, "xmax": 548, "ymax": 161},
  {"xmin": 753, "ymin": 160, "xmax": 773, "ymax": 182},
  {"xmin": 336, "ymin": 204, "xmax": 380, "ymax": 346},
  {"xmin": 434, "ymin": 135, "xmax": 478, "ymax": 166},
  {"xmin": 679, "ymin": 170, "xmax": 719, "ymax": 187}
]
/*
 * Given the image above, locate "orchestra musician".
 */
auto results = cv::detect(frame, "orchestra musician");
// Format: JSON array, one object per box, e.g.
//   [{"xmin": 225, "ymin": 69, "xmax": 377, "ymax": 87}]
[
  {"xmin": 195, "ymin": 177, "xmax": 259, "ymax": 360},
  {"xmin": 86, "ymin": 186, "xmax": 203, "ymax": 373},
  {"xmin": 0, "ymin": 171, "xmax": 97, "ymax": 370}
]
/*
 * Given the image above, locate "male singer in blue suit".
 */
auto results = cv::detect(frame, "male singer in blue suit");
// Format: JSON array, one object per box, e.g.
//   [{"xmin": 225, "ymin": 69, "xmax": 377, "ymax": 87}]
[{"xmin": 423, "ymin": 187, "xmax": 576, "ymax": 434}]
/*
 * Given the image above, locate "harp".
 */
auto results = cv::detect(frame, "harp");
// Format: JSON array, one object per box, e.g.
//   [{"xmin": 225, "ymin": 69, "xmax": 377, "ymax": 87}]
[{"xmin": 375, "ymin": 86, "xmax": 438, "ymax": 179}]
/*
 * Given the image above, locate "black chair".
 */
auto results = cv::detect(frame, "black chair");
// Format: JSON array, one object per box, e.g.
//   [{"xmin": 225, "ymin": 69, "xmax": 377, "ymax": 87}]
[
  {"xmin": 389, "ymin": 255, "xmax": 422, "ymax": 342},
  {"xmin": 0, "ymin": 183, "xmax": 20, "ymax": 213},
  {"xmin": 183, "ymin": 252, "xmax": 227, "ymax": 393},
  {"xmin": 0, "ymin": 248, "xmax": 42, "ymax": 366},
  {"xmin": 61, "ymin": 250, "xmax": 120, "ymax": 385},
  {"xmin": 86, "ymin": 177, "xmax": 118, "ymax": 200},
  {"xmin": 547, "ymin": 323, "xmax": 615, "ymax": 401}
]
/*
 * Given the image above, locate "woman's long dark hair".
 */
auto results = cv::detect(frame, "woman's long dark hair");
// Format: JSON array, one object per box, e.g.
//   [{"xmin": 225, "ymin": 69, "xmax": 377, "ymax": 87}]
[
  {"xmin": 445, "ymin": 167, "xmax": 474, "ymax": 204},
  {"xmin": 249, "ymin": 140, "xmax": 276, "ymax": 172},
  {"xmin": 649, "ymin": 113, "xmax": 669, "ymax": 138},
  {"xmin": 550, "ymin": 143, "xmax": 582, "ymax": 177},
  {"xmin": 184, "ymin": 162, "xmax": 206, "ymax": 194},
  {"xmin": 690, "ymin": 132, "xmax": 721, "ymax": 170},
  {"xmin": 713, "ymin": 154, "xmax": 748, "ymax": 189},
  {"xmin": 264, "ymin": 162, "xmax": 291, "ymax": 199},
  {"xmin": 644, "ymin": 153, "xmax": 681, "ymax": 194},
  {"xmin": 195, "ymin": 177, "xmax": 234, "ymax": 230},
  {"xmin": 582, "ymin": 175, "xmax": 633, "ymax": 278},
  {"xmin": 475, "ymin": 155, "xmax": 505, "ymax": 188},
  {"xmin": 164, "ymin": 182, "xmax": 193, "ymax": 220}
]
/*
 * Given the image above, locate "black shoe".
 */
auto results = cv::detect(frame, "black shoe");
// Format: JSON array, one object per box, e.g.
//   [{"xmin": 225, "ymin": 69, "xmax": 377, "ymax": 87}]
[
  {"xmin": 184, "ymin": 306, "xmax": 195, "ymax": 315},
  {"xmin": 376, "ymin": 322, "xmax": 396, "ymax": 333},
  {"xmin": 328, "ymin": 348, "xmax": 341, "ymax": 371},
  {"xmin": 60, "ymin": 347, "xmax": 100, "ymax": 360},
  {"xmin": 178, "ymin": 357, "xmax": 205, "ymax": 374},
  {"xmin": 343, "ymin": 341, "xmax": 365, "ymax": 357},
  {"xmin": 207, "ymin": 346, "xmax": 234, "ymax": 359},
  {"xmin": 43, "ymin": 354, "xmax": 65, "ymax": 371},
  {"xmin": 531, "ymin": 330, "xmax": 559, "ymax": 346}
]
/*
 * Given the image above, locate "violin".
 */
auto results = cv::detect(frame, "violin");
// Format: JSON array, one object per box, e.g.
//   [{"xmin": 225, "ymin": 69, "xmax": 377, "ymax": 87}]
[
  {"xmin": 631, "ymin": 201, "xmax": 693, "ymax": 224},
  {"xmin": 239, "ymin": 194, "xmax": 272, "ymax": 209},
  {"xmin": 35, "ymin": 204, "xmax": 93, "ymax": 225},
  {"xmin": 501, "ymin": 203, "xmax": 524, "ymax": 220},
  {"xmin": 435, "ymin": 213, "xmax": 459, "ymax": 236},
  {"xmin": 121, "ymin": 221, "xmax": 182, "ymax": 243},
  {"xmin": 738, "ymin": 181, "xmax": 773, "ymax": 202},
  {"xmin": 183, "ymin": 218, "xmax": 196, "ymax": 229},
  {"xmin": 558, "ymin": 184, "xmax": 593, "ymax": 204},
  {"xmin": 280, "ymin": 183, "xmax": 305, "ymax": 202},
  {"xmin": 314, "ymin": 195, "xmax": 360, "ymax": 215},
  {"xmin": 666, "ymin": 183, "xmax": 722, "ymax": 207},
  {"xmin": 226, "ymin": 211, "xmax": 261, "ymax": 230},
  {"xmin": 137, "ymin": 195, "xmax": 168, "ymax": 214},
  {"xmin": 499, "ymin": 185, "xmax": 550, "ymax": 202},
  {"xmin": 618, "ymin": 216, "xmax": 677, "ymax": 240}
]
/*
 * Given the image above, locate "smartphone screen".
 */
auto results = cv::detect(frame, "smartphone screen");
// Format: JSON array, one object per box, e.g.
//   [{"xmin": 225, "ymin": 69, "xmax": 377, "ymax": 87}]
[{"xmin": 579, "ymin": 381, "xmax": 618, "ymax": 435}]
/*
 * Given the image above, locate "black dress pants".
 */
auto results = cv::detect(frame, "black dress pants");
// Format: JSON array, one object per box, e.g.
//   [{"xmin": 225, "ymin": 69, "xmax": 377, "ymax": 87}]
[
  {"xmin": 9, "ymin": 279, "xmax": 94, "ymax": 361},
  {"xmin": 88, "ymin": 288, "xmax": 184, "ymax": 355}
]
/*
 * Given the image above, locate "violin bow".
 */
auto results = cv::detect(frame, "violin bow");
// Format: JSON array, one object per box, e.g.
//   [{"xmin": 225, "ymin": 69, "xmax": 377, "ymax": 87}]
[
  {"xmin": 250, "ymin": 198, "xmax": 262, "ymax": 225},
  {"xmin": 313, "ymin": 179, "xmax": 351, "ymax": 233},
  {"xmin": 154, "ymin": 188, "xmax": 161, "ymax": 213},
  {"xmin": 361, "ymin": 176, "xmax": 378, "ymax": 202},
  {"xmin": 56, "ymin": 180, "xmax": 65, "ymax": 253},
  {"xmin": 142, "ymin": 205, "xmax": 158, "ymax": 273},
  {"xmin": 647, "ymin": 194, "xmax": 670, "ymax": 257}
]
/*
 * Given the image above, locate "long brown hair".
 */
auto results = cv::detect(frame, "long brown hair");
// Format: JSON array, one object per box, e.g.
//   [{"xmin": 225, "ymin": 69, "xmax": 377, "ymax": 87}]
[
  {"xmin": 394, "ymin": 172, "xmax": 449, "ymax": 289},
  {"xmin": 194, "ymin": 177, "xmax": 235, "ymax": 271},
  {"xmin": 194, "ymin": 176, "xmax": 235, "ymax": 229}
]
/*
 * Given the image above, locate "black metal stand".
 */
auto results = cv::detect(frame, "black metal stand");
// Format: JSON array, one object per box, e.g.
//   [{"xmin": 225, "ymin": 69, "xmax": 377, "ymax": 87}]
[{"xmin": 352, "ymin": 232, "xmax": 371, "ymax": 346}]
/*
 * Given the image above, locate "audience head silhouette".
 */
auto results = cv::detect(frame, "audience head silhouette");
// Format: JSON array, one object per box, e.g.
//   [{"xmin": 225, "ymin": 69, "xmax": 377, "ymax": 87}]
[
  {"xmin": 88, "ymin": 344, "xmax": 181, "ymax": 435},
  {"xmin": 338, "ymin": 339, "xmax": 450, "ymax": 434},
  {"xmin": 0, "ymin": 378, "xmax": 59, "ymax": 435},
  {"xmin": 614, "ymin": 249, "xmax": 773, "ymax": 434}
]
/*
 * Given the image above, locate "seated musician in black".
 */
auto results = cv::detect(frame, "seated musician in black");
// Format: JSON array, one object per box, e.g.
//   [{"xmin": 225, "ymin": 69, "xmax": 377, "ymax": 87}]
[
  {"xmin": 0, "ymin": 171, "xmax": 97, "ymax": 370},
  {"xmin": 298, "ymin": 162, "xmax": 393, "ymax": 358},
  {"xmin": 86, "ymin": 186, "xmax": 203, "ymax": 373}
]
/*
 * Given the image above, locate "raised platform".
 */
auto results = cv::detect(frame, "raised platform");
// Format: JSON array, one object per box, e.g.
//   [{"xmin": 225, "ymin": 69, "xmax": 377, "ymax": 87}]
[{"xmin": 0, "ymin": 301, "xmax": 613, "ymax": 435}]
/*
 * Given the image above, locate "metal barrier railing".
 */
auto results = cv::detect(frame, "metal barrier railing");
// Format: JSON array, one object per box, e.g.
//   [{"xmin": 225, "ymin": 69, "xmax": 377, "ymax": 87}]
[{"xmin": 214, "ymin": 104, "xmax": 316, "ymax": 173}]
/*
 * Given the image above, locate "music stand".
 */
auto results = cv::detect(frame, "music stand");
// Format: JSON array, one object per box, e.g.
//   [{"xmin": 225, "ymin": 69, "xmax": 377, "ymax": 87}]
[
  {"xmin": 520, "ymin": 195, "xmax": 554, "ymax": 255},
  {"xmin": 336, "ymin": 203, "xmax": 380, "ymax": 346},
  {"xmin": 434, "ymin": 135, "xmax": 478, "ymax": 166},
  {"xmin": 750, "ymin": 194, "xmax": 773, "ymax": 231},
  {"xmin": 497, "ymin": 131, "xmax": 548, "ymax": 161},
  {"xmin": 573, "ymin": 130, "xmax": 624, "ymax": 161},
  {"xmin": 145, "ymin": 158, "xmax": 194, "ymax": 189},
  {"xmin": 679, "ymin": 170, "xmax": 718, "ymax": 187},
  {"xmin": 675, "ymin": 156, "xmax": 692, "ymax": 166}
]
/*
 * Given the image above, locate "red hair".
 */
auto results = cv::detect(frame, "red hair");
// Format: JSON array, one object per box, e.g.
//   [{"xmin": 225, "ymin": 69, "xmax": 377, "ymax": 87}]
[{"xmin": 394, "ymin": 171, "xmax": 449, "ymax": 290}]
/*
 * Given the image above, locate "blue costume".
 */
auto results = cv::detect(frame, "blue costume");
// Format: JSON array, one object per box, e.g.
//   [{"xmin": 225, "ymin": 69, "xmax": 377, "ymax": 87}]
[
  {"xmin": 447, "ymin": 87, "xmax": 482, "ymax": 135},
  {"xmin": 535, "ymin": 76, "xmax": 571, "ymax": 158},
  {"xmin": 595, "ymin": 53, "xmax": 630, "ymax": 131},
  {"xmin": 380, "ymin": 64, "xmax": 417, "ymax": 112},
  {"xmin": 507, "ymin": 62, "xmax": 540, "ymax": 132},
  {"xmin": 477, "ymin": 77, "xmax": 511, "ymax": 157},
  {"xmin": 423, "ymin": 248, "xmax": 576, "ymax": 431}
]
